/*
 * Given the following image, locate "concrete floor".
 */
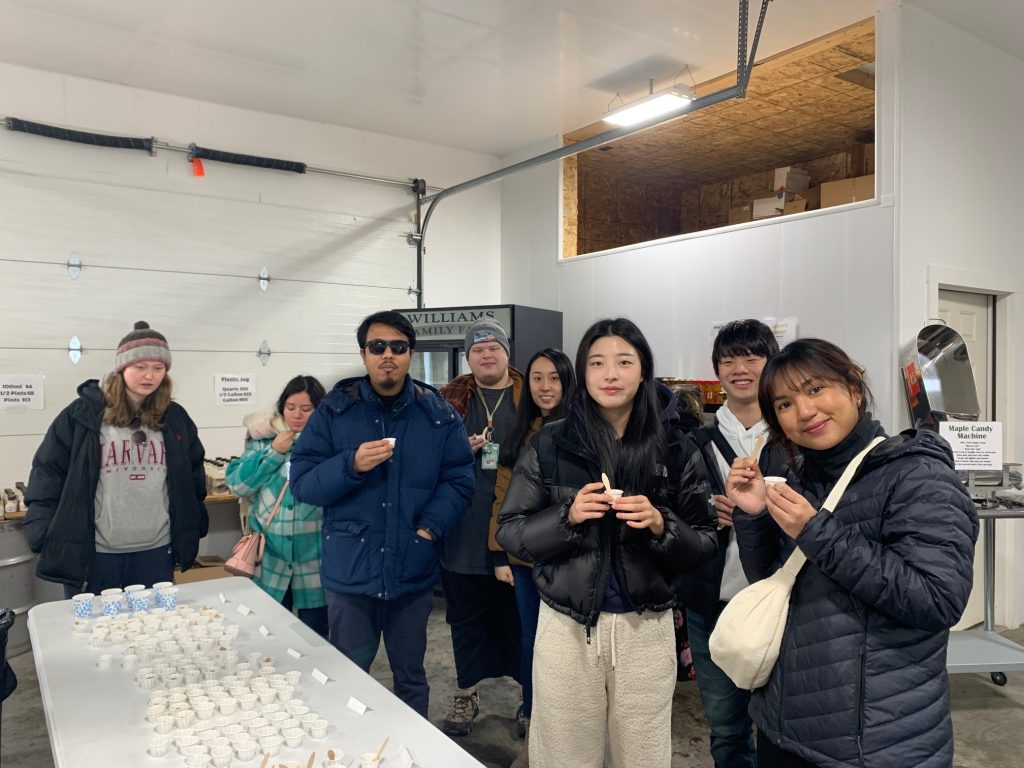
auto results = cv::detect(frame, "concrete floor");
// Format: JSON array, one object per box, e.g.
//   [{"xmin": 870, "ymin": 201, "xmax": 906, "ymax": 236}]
[{"xmin": 2, "ymin": 600, "xmax": 1023, "ymax": 768}]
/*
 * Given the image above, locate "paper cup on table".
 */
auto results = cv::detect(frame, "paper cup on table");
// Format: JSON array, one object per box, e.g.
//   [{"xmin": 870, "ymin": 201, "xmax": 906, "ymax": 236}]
[
  {"xmin": 233, "ymin": 740, "xmax": 258, "ymax": 761},
  {"xmin": 282, "ymin": 727, "xmax": 304, "ymax": 748},
  {"xmin": 259, "ymin": 734, "xmax": 282, "ymax": 756},
  {"xmin": 308, "ymin": 718, "xmax": 328, "ymax": 739},
  {"xmin": 359, "ymin": 753, "xmax": 381, "ymax": 768},
  {"xmin": 322, "ymin": 749, "xmax": 345, "ymax": 766},
  {"xmin": 157, "ymin": 586, "xmax": 179, "ymax": 610},
  {"xmin": 154, "ymin": 715, "xmax": 175, "ymax": 734},
  {"xmin": 148, "ymin": 734, "xmax": 172, "ymax": 757},
  {"xmin": 209, "ymin": 745, "xmax": 232, "ymax": 768},
  {"xmin": 764, "ymin": 476, "xmax": 788, "ymax": 486},
  {"xmin": 72, "ymin": 592, "xmax": 95, "ymax": 619},
  {"xmin": 100, "ymin": 594, "xmax": 122, "ymax": 617}
]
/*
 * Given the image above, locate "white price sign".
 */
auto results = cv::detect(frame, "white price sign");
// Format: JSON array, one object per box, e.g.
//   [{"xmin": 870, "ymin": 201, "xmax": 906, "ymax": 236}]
[
  {"xmin": 215, "ymin": 374, "xmax": 255, "ymax": 406},
  {"xmin": 939, "ymin": 422, "xmax": 1003, "ymax": 471},
  {"xmin": 0, "ymin": 374, "xmax": 44, "ymax": 410}
]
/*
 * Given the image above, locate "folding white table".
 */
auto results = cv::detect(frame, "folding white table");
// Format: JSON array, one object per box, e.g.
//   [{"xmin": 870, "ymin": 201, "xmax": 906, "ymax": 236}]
[{"xmin": 28, "ymin": 576, "xmax": 484, "ymax": 768}]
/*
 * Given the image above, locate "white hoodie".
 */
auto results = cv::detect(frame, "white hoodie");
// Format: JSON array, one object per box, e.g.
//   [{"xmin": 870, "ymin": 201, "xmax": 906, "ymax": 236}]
[{"xmin": 713, "ymin": 403, "xmax": 769, "ymax": 601}]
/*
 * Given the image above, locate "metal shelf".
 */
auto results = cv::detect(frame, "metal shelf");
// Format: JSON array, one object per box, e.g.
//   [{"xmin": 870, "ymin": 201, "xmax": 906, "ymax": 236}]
[{"xmin": 947, "ymin": 505, "xmax": 1024, "ymax": 684}]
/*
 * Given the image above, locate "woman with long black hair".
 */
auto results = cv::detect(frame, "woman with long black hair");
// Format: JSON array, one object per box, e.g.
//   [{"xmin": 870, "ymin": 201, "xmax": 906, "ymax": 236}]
[
  {"xmin": 488, "ymin": 348, "xmax": 575, "ymax": 767},
  {"xmin": 227, "ymin": 375, "xmax": 329, "ymax": 636},
  {"xmin": 497, "ymin": 318, "xmax": 717, "ymax": 768},
  {"xmin": 727, "ymin": 338, "xmax": 978, "ymax": 768}
]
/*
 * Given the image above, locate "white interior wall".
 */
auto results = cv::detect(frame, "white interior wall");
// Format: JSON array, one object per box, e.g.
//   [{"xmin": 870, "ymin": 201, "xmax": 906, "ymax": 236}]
[
  {"xmin": 500, "ymin": 9, "xmax": 898, "ymax": 431},
  {"xmin": 898, "ymin": 5, "xmax": 1024, "ymax": 626},
  {"xmin": 0, "ymin": 62, "xmax": 501, "ymax": 485}
]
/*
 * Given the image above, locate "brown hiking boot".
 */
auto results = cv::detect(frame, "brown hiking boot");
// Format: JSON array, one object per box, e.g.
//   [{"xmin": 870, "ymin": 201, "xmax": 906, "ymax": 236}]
[{"xmin": 442, "ymin": 689, "xmax": 480, "ymax": 737}]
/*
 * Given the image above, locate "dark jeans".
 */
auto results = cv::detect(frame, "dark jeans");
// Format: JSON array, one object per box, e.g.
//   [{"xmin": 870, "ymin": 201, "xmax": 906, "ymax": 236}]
[
  {"xmin": 757, "ymin": 730, "xmax": 820, "ymax": 768},
  {"xmin": 62, "ymin": 545, "xmax": 174, "ymax": 598},
  {"xmin": 281, "ymin": 586, "xmax": 329, "ymax": 638},
  {"xmin": 687, "ymin": 606, "xmax": 755, "ymax": 768},
  {"xmin": 441, "ymin": 568, "xmax": 521, "ymax": 690},
  {"xmin": 512, "ymin": 565, "xmax": 540, "ymax": 718},
  {"xmin": 326, "ymin": 588, "xmax": 434, "ymax": 718}
]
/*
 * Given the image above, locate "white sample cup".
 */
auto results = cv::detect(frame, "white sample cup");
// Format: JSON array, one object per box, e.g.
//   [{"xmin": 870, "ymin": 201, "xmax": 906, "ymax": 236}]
[
  {"xmin": 359, "ymin": 753, "xmax": 381, "ymax": 768},
  {"xmin": 764, "ymin": 476, "xmax": 788, "ymax": 486}
]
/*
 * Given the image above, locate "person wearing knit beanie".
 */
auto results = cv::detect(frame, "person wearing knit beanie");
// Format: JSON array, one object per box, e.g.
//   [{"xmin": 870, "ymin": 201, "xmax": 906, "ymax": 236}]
[
  {"xmin": 464, "ymin": 317, "xmax": 510, "ymax": 357},
  {"xmin": 115, "ymin": 321, "xmax": 173, "ymax": 373}
]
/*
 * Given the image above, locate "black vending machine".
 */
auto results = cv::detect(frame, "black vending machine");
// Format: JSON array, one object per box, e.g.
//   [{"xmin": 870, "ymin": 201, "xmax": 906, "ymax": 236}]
[{"xmin": 394, "ymin": 304, "xmax": 563, "ymax": 390}]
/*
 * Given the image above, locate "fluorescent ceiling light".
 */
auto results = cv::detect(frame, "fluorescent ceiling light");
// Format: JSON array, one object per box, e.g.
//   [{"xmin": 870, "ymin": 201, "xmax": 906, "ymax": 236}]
[{"xmin": 603, "ymin": 86, "xmax": 694, "ymax": 127}]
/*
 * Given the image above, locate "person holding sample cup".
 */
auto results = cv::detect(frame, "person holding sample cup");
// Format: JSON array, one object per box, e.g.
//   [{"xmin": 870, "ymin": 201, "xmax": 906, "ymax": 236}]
[
  {"xmin": 227, "ymin": 375, "xmax": 329, "ymax": 636},
  {"xmin": 726, "ymin": 338, "xmax": 978, "ymax": 768},
  {"xmin": 290, "ymin": 310, "xmax": 474, "ymax": 718},
  {"xmin": 497, "ymin": 317, "xmax": 718, "ymax": 768}
]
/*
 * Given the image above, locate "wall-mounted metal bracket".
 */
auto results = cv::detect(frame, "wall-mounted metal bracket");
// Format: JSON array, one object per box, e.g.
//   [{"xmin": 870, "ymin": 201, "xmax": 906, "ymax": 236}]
[
  {"xmin": 257, "ymin": 340, "xmax": 271, "ymax": 366},
  {"xmin": 405, "ymin": 232, "xmax": 422, "ymax": 247},
  {"xmin": 259, "ymin": 267, "xmax": 270, "ymax": 292},
  {"xmin": 407, "ymin": 282, "xmax": 421, "ymax": 301},
  {"xmin": 68, "ymin": 336, "xmax": 82, "ymax": 365},
  {"xmin": 67, "ymin": 254, "xmax": 82, "ymax": 280}
]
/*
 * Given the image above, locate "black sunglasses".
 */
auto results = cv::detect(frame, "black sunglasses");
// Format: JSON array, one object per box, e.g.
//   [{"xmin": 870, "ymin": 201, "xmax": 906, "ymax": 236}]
[
  {"xmin": 364, "ymin": 339, "xmax": 411, "ymax": 355},
  {"xmin": 129, "ymin": 416, "xmax": 147, "ymax": 446}
]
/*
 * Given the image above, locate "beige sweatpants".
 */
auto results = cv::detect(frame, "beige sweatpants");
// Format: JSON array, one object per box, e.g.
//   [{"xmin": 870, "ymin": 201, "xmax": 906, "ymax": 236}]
[{"xmin": 530, "ymin": 602, "xmax": 677, "ymax": 768}]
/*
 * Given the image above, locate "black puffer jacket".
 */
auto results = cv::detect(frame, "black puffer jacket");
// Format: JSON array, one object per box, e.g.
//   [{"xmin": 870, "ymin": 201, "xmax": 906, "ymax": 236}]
[
  {"xmin": 24, "ymin": 380, "xmax": 209, "ymax": 589},
  {"xmin": 733, "ymin": 428, "xmax": 978, "ymax": 768},
  {"xmin": 497, "ymin": 390, "xmax": 718, "ymax": 631},
  {"xmin": 676, "ymin": 424, "xmax": 789, "ymax": 613}
]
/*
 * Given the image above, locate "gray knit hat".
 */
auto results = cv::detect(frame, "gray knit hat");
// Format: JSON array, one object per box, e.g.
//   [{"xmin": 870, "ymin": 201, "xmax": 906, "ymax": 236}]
[
  {"xmin": 464, "ymin": 317, "xmax": 510, "ymax": 356},
  {"xmin": 115, "ymin": 321, "xmax": 172, "ymax": 373}
]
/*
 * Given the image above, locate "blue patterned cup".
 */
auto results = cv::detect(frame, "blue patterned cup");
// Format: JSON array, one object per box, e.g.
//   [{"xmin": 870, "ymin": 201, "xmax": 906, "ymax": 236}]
[
  {"xmin": 157, "ymin": 586, "xmax": 178, "ymax": 611},
  {"xmin": 72, "ymin": 592, "xmax": 95, "ymax": 619},
  {"xmin": 128, "ymin": 589, "xmax": 152, "ymax": 612},
  {"xmin": 101, "ymin": 594, "xmax": 122, "ymax": 617}
]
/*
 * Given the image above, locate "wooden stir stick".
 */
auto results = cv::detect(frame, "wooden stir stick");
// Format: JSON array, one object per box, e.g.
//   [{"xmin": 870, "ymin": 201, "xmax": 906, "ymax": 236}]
[{"xmin": 375, "ymin": 736, "xmax": 390, "ymax": 762}]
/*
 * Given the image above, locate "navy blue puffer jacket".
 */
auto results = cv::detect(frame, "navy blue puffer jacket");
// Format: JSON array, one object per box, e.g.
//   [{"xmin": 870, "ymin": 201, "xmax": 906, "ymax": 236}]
[
  {"xmin": 733, "ymin": 428, "xmax": 978, "ymax": 768},
  {"xmin": 290, "ymin": 375, "xmax": 474, "ymax": 600}
]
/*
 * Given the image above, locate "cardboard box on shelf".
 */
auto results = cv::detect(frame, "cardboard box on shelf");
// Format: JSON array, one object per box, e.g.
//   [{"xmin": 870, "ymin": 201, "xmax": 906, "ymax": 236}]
[
  {"xmin": 728, "ymin": 204, "xmax": 753, "ymax": 225},
  {"xmin": 802, "ymin": 186, "xmax": 821, "ymax": 210},
  {"xmin": 820, "ymin": 175, "xmax": 875, "ymax": 208},
  {"xmin": 174, "ymin": 555, "xmax": 231, "ymax": 584},
  {"xmin": 848, "ymin": 143, "xmax": 875, "ymax": 177},
  {"xmin": 753, "ymin": 192, "xmax": 798, "ymax": 219},
  {"xmin": 783, "ymin": 195, "xmax": 808, "ymax": 214},
  {"xmin": 773, "ymin": 166, "xmax": 810, "ymax": 195}
]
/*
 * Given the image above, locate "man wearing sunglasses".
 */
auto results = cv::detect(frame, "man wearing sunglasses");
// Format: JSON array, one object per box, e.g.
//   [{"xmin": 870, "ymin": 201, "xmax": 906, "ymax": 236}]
[{"xmin": 291, "ymin": 310, "xmax": 474, "ymax": 719}]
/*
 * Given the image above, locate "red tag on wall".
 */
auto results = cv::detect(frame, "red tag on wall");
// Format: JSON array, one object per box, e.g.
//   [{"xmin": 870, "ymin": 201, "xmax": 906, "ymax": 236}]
[{"xmin": 192, "ymin": 157, "xmax": 205, "ymax": 177}]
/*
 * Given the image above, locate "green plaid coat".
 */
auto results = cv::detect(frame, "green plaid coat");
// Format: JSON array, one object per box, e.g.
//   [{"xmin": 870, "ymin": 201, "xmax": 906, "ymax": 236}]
[{"xmin": 226, "ymin": 438, "xmax": 326, "ymax": 608}]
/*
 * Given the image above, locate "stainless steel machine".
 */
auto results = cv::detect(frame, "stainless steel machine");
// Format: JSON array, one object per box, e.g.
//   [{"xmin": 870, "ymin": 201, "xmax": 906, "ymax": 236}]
[{"xmin": 900, "ymin": 323, "xmax": 1024, "ymax": 686}]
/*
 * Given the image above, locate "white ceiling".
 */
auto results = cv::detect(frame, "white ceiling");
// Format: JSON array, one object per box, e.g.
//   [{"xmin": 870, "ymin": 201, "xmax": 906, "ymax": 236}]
[{"xmin": 1, "ymin": 1, "xmax": 1016, "ymax": 158}]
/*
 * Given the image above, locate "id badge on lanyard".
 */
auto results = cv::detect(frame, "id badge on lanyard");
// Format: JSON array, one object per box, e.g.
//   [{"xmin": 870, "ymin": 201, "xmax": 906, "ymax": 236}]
[
  {"xmin": 481, "ymin": 441, "xmax": 499, "ymax": 470},
  {"xmin": 476, "ymin": 386, "xmax": 508, "ymax": 472}
]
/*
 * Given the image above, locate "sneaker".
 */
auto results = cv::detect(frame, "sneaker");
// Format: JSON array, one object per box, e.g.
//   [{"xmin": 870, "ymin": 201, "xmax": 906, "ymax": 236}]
[
  {"xmin": 516, "ymin": 704, "xmax": 528, "ymax": 738},
  {"xmin": 442, "ymin": 689, "xmax": 479, "ymax": 737}
]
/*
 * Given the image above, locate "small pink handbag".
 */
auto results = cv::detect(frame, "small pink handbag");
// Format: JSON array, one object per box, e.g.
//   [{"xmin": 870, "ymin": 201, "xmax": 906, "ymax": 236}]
[{"xmin": 224, "ymin": 482, "xmax": 288, "ymax": 577}]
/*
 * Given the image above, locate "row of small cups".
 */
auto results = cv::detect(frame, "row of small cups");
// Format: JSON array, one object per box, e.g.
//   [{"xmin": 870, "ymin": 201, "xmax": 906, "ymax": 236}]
[
  {"xmin": 72, "ymin": 583, "xmax": 179, "ymax": 618},
  {"xmin": 148, "ymin": 710, "xmax": 330, "ymax": 758},
  {"xmin": 144, "ymin": 685, "xmax": 302, "ymax": 725},
  {"xmin": 136, "ymin": 660, "xmax": 282, "ymax": 690}
]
